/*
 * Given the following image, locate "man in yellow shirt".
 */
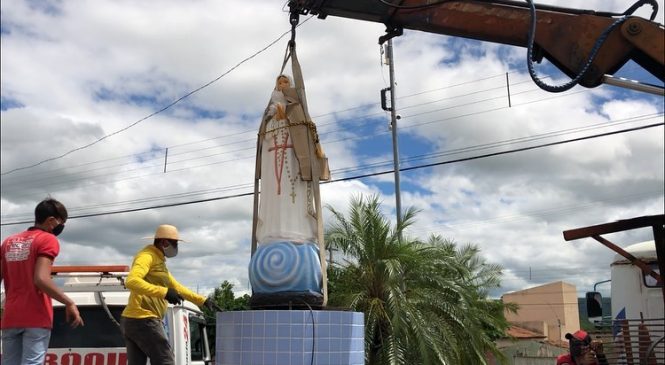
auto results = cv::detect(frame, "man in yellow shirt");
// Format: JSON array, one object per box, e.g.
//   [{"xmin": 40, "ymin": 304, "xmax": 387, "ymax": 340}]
[{"xmin": 121, "ymin": 224, "xmax": 215, "ymax": 365}]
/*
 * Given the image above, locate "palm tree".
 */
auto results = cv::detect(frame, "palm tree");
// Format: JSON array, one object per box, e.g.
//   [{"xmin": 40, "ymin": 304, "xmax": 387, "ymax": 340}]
[{"xmin": 326, "ymin": 194, "xmax": 512, "ymax": 365}]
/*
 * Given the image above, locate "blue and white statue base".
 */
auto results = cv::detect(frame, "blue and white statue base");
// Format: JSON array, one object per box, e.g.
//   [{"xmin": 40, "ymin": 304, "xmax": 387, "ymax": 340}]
[{"xmin": 249, "ymin": 241, "xmax": 323, "ymax": 308}]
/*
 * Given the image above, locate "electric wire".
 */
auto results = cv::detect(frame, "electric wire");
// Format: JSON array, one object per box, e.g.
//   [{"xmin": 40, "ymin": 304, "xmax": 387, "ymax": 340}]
[
  {"xmin": 400, "ymin": 113, "xmax": 662, "ymax": 164},
  {"xmin": 2, "ymin": 100, "xmax": 658, "ymax": 200},
  {"xmin": 0, "ymin": 71, "xmax": 527, "ymax": 184},
  {"xmin": 65, "ymin": 183, "xmax": 256, "ymax": 214},
  {"xmin": 0, "ymin": 81, "xmax": 537, "ymax": 189},
  {"xmin": 325, "ymin": 113, "xmax": 661, "ymax": 176},
  {"xmin": 2, "ymin": 74, "xmax": 661, "ymax": 212},
  {"xmin": 0, "ymin": 16, "xmax": 314, "ymax": 177},
  {"xmin": 6, "ymin": 71, "xmax": 553, "ymax": 187},
  {"xmin": 3, "ymin": 1, "xmax": 658, "ymax": 186},
  {"xmin": 1, "ymin": 71, "xmax": 584, "ymax": 191},
  {"xmin": 1, "ymin": 121, "xmax": 661, "ymax": 226},
  {"xmin": 8, "ymin": 0, "xmax": 656, "ymax": 180},
  {"xmin": 0, "ymin": 77, "xmax": 619, "ymax": 192},
  {"xmin": 1, "ymin": 105, "xmax": 661, "ymax": 200},
  {"xmin": 397, "ymin": 122, "xmax": 663, "ymax": 174}
]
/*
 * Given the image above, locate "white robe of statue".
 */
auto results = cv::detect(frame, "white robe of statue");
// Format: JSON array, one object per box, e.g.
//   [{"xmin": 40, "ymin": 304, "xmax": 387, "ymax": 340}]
[{"xmin": 256, "ymin": 82, "xmax": 317, "ymax": 244}]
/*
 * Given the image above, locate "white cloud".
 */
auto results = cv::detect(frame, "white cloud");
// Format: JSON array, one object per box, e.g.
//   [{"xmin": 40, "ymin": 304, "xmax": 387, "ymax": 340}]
[{"xmin": 2, "ymin": 0, "xmax": 663, "ymax": 300}]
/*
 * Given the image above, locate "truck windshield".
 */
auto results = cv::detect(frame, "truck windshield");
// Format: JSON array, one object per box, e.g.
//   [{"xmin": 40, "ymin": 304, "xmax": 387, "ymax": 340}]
[{"xmin": 50, "ymin": 306, "xmax": 125, "ymax": 348}]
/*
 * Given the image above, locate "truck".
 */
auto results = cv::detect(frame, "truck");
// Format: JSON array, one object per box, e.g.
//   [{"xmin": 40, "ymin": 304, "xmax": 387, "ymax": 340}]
[
  {"xmin": 45, "ymin": 265, "xmax": 213, "ymax": 365},
  {"xmin": 582, "ymin": 241, "xmax": 664, "ymax": 365},
  {"xmin": 564, "ymin": 215, "xmax": 664, "ymax": 365}
]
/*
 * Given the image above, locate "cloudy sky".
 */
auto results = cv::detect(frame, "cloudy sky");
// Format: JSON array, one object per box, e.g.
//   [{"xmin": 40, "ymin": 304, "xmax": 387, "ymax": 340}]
[{"xmin": 2, "ymin": 0, "xmax": 663, "ymax": 300}]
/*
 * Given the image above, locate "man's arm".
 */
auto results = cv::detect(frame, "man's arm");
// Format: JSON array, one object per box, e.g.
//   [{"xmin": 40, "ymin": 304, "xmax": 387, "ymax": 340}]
[
  {"xmin": 124, "ymin": 253, "xmax": 168, "ymax": 298},
  {"xmin": 34, "ymin": 256, "xmax": 84, "ymax": 327},
  {"xmin": 168, "ymin": 273, "xmax": 206, "ymax": 307}
]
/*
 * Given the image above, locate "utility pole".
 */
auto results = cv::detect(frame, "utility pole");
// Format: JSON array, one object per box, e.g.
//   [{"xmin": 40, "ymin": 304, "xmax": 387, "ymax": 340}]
[{"xmin": 383, "ymin": 38, "xmax": 402, "ymax": 228}]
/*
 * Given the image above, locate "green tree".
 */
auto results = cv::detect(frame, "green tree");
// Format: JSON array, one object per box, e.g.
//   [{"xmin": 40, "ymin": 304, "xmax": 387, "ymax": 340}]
[
  {"xmin": 326, "ymin": 194, "xmax": 512, "ymax": 365},
  {"xmin": 205, "ymin": 280, "xmax": 250, "ymax": 313},
  {"xmin": 203, "ymin": 280, "xmax": 250, "ymax": 354}
]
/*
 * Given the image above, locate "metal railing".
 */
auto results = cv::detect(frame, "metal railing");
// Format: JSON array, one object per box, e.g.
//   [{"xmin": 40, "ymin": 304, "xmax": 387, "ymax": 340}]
[{"xmin": 590, "ymin": 318, "xmax": 664, "ymax": 365}]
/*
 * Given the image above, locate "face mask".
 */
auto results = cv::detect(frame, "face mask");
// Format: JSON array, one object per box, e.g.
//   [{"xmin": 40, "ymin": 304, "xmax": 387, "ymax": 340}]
[
  {"xmin": 163, "ymin": 242, "xmax": 178, "ymax": 258},
  {"xmin": 52, "ymin": 223, "xmax": 65, "ymax": 236}
]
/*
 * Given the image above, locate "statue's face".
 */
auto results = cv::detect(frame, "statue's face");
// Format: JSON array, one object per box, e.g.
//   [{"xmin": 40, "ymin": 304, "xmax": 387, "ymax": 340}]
[{"xmin": 277, "ymin": 77, "xmax": 290, "ymax": 91}]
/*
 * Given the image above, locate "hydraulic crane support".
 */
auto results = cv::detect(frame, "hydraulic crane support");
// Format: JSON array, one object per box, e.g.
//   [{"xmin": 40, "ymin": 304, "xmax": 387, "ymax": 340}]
[{"xmin": 289, "ymin": 0, "xmax": 664, "ymax": 89}]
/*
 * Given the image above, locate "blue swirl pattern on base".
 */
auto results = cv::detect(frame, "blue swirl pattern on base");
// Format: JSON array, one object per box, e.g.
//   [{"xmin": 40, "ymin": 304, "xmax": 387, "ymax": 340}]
[{"xmin": 249, "ymin": 241, "xmax": 322, "ymax": 294}]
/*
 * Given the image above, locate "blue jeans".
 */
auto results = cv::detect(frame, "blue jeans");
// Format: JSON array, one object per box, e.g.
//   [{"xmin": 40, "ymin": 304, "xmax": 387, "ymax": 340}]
[{"xmin": 1, "ymin": 328, "xmax": 52, "ymax": 365}]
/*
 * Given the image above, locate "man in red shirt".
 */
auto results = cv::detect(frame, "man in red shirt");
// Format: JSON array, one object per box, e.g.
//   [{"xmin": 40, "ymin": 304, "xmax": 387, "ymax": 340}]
[
  {"xmin": 1, "ymin": 198, "xmax": 84, "ymax": 365},
  {"xmin": 556, "ymin": 330, "xmax": 608, "ymax": 365}
]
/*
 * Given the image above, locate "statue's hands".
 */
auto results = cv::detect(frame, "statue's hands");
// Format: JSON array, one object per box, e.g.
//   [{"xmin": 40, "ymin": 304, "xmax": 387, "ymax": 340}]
[{"xmin": 276, "ymin": 103, "xmax": 287, "ymax": 120}]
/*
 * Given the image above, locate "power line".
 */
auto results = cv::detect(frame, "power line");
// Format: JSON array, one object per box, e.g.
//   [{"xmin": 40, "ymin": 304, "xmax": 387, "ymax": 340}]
[
  {"xmin": 36, "ymin": 91, "xmax": 661, "ymax": 192},
  {"xmin": 2, "ymin": 121, "xmax": 661, "ymax": 226},
  {"xmin": 3, "ymin": 70, "xmax": 562, "ymax": 188},
  {"xmin": 2, "ymin": 109, "xmax": 659, "ymax": 202},
  {"xmin": 0, "ymin": 17, "xmax": 313, "ymax": 177},
  {"xmin": 402, "ymin": 115, "xmax": 661, "ymax": 163},
  {"xmin": 328, "ymin": 113, "xmax": 661, "ymax": 177},
  {"xmin": 2, "ymin": 73, "xmax": 661, "ymax": 207},
  {"xmin": 397, "ymin": 123, "xmax": 663, "ymax": 175},
  {"xmin": 0, "ymin": 71, "xmax": 535, "ymax": 185},
  {"xmin": 0, "ymin": 80, "xmax": 558, "ymax": 191},
  {"xmin": 2, "ymin": 70, "xmax": 627, "ymax": 190},
  {"xmin": 1, "ymin": 110, "xmax": 661, "ymax": 206}
]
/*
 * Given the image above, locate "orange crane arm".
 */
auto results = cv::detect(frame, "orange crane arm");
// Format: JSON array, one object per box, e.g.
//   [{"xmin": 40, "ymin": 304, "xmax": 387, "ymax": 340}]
[{"xmin": 289, "ymin": 0, "xmax": 664, "ymax": 88}]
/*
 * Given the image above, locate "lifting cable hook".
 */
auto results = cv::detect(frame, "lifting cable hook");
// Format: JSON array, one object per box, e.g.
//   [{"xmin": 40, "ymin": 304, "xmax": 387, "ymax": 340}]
[{"xmin": 289, "ymin": 11, "xmax": 300, "ymax": 47}]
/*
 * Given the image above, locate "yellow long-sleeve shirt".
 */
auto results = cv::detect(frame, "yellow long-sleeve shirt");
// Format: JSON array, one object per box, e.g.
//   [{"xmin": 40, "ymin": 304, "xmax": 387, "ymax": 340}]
[{"xmin": 121, "ymin": 245, "xmax": 206, "ymax": 319}]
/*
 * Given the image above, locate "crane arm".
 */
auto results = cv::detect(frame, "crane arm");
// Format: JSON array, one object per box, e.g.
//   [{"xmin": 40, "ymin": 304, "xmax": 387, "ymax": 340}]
[{"xmin": 289, "ymin": 0, "xmax": 664, "ymax": 88}]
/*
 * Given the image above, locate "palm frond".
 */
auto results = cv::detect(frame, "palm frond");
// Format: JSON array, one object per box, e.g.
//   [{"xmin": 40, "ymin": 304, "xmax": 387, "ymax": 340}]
[{"xmin": 326, "ymin": 194, "xmax": 512, "ymax": 365}]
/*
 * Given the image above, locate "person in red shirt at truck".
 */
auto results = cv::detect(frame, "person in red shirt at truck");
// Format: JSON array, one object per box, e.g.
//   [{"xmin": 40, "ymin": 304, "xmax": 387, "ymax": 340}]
[
  {"xmin": 1, "ymin": 198, "xmax": 84, "ymax": 365},
  {"xmin": 556, "ymin": 330, "xmax": 609, "ymax": 365}
]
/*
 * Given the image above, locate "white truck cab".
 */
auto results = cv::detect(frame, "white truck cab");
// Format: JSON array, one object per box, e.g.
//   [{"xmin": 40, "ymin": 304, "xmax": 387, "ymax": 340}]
[
  {"xmin": 585, "ymin": 241, "xmax": 664, "ymax": 364},
  {"xmin": 563, "ymin": 215, "xmax": 664, "ymax": 363},
  {"xmin": 45, "ymin": 265, "xmax": 212, "ymax": 365},
  {"xmin": 607, "ymin": 241, "xmax": 663, "ymax": 322}
]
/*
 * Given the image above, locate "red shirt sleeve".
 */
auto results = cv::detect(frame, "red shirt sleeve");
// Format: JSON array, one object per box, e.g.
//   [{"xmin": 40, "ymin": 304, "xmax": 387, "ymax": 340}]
[
  {"xmin": 35, "ymin": 232, "xmax": 60, "ymax": 260},
  {"xmin": 556, "ymin": 354, "xmax": 572, "ymax": 365}
]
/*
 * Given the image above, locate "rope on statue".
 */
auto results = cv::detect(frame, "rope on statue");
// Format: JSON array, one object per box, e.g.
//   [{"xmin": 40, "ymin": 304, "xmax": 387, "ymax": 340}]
[
  {"xmin": 288, "ymin": 120, "xmax": 324, "ymax": 159},
  {"xmin": 258, "ymin": 120, "xmax": 325, "ymax": 159},
  {"xmin": 275, "ymin": 12, "xmax": 326, "ymax": 159}
]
